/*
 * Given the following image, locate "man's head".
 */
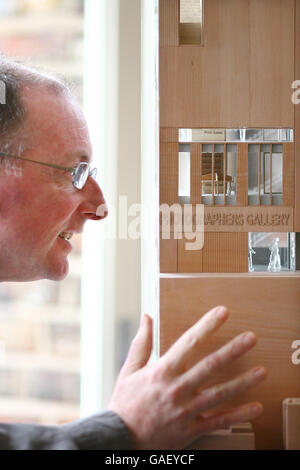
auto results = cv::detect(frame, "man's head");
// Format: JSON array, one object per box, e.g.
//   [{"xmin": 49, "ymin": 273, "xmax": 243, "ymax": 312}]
[{"xmin": 0, "ymin": 56, "xmax": 107, "ymax": 282}]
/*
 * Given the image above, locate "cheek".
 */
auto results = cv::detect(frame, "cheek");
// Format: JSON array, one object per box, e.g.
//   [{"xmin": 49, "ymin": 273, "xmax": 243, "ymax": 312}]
[
  {"xmin": 1, "ymin": 176, "xmax": 81, "ymax": 240},
  {"xmin": 0, "ymin": 183, "xmax": 28, "ymax": 218},
  {"xmin": 21, "ymin": 195, "xmax": 80, "ymax": 244},
  {"xmin": 32, "ymin": 198, "xmax": 79, "ymax": 234}
]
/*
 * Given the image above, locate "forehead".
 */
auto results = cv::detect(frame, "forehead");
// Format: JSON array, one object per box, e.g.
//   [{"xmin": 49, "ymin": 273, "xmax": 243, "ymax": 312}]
[{"xmin": 21, "ymin": 86, "xmax": 92, "ymax": 165}]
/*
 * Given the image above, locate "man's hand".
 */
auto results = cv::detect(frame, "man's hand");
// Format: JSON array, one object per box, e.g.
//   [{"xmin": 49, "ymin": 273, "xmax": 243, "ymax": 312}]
[{"xmin": 108, "ymin": 306, "xmax": 267, "ymax": 450}]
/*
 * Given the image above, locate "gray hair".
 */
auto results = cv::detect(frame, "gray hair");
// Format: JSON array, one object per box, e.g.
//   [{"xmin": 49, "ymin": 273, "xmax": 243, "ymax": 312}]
[
  {"xmin": 0, "ymin": 54, "xmax": 69, "ymax": 140},
  {"xmin": 0, "ymin": 55, "xmax": 71, "ymax": 172}
]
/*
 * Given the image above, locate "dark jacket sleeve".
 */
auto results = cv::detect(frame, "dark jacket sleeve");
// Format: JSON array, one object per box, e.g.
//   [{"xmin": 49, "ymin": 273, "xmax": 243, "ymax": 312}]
[{"xmin": 0, "ymin": 411, "xmax": 134, "ymax": 450}]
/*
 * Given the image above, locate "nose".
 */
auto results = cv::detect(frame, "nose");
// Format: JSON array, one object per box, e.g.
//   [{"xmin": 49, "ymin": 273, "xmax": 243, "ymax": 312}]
[{"xmin": 78, "ymin": 176, "xmax": 108, "ymax": 221}]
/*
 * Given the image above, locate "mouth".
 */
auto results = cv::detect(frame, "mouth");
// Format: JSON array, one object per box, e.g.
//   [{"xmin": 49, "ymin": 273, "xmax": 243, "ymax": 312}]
[{"xmin": 58, "ymin": 231, "xmax": 74, "ymax": 241}]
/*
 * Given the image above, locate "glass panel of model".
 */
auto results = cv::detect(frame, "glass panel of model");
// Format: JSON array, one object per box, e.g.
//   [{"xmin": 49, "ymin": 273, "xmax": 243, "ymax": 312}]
[
  {"xmin": 201, "ymin": 144, "xmax": 236, "ymax": 205},
  {"xmin": 248, "ymin": 144, "xmax": 260, "ymax": 205},
  {"xmin": 248, "ymin": 232, "xmax": 295, "ymax": 272},
  {"xmin": 179, "ymin": 144, "xmax": 190, "ymax": 203},
  {"xmin": 179, "ymin": 128, "xmax": 293, "ymax": 143},
  {"xmin": 225, "ymin": 144, "xmax": 236, "ymax": 205},
  {"xmin": 263, "ymin": 150, "xmax": 283, "ymax": 203},
  {"xmin": 248, "ymin": 144, "xmax": 283, "ymax": 206}
]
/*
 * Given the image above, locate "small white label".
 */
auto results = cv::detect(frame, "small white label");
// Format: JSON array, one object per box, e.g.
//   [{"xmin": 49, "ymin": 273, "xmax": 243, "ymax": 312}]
[{"xmin": 192, "ymin": 129, "xmax": 226, "ymax": 141}]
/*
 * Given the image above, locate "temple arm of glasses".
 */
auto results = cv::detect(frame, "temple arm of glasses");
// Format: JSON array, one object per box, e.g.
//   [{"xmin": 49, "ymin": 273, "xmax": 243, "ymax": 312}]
[{"xmin": 0, "ymin": 152, "xmax": 74, "ymax": 173}]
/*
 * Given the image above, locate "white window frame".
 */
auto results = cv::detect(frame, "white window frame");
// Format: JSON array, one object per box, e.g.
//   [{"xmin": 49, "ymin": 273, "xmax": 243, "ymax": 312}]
[{"xmin": 80, "ymin": 0, "xmax": 159, "ymax": 415}]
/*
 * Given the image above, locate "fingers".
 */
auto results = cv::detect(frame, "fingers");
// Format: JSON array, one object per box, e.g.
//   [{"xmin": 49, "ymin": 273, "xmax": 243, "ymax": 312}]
[
  {"xmin": 188, "ymin": 402, "xmax": 264, "ymax": 439},
  {"xmin": 188, "ymin": 366, "xmax": 267, "ymax": 419},
  {"xmin": 179, "ymin": 330, "xmax": 258, "ymax": 393},
  {"xmin": 120, "ymin": 314, "xmax": 153, "ymax": 377},
  {"xmin": 162, "ymin": 306, "xmax": 229, "ymax": 375}
]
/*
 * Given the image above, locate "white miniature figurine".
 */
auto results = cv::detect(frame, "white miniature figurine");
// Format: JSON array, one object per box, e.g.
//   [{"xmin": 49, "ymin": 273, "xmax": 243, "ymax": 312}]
[
  {"xmin": 248, "ymin": 237, "xmax": 256, "ymax": 272},
  {"xmin": 268, "ymin": 237, "xmax": 281, "ymax": 272}
]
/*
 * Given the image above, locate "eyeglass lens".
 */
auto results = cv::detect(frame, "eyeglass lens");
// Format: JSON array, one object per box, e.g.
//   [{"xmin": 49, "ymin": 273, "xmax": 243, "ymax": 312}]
[
  {"xmin": 73, "ymin": 162, "xmax": 97, "ymax": 190},
  {"xmin": 73, "ymin": 162, "xmax": 89, "ymax": 190}
]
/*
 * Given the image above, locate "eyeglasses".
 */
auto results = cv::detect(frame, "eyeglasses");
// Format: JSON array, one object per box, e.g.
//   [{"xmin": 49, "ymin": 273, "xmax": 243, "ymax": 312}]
[{"xmin": 0, "ymin": 152, "xmax": 97, "ymax": 190}]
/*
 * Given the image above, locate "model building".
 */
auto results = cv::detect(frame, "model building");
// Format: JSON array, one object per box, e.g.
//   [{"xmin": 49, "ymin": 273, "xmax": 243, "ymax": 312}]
[{"xmin": 159, "ymin": 0, "xmax": 300, "ymax": 449}]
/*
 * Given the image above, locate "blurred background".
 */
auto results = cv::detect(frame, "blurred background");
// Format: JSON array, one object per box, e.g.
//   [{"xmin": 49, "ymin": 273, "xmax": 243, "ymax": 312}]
[
  {"xmin": 0, "ymin": 0, "xmax": 142, "ymax": 426},
  {"xmin": 0, "ymin": 0, "xmax": 84, "ymax": 425}
]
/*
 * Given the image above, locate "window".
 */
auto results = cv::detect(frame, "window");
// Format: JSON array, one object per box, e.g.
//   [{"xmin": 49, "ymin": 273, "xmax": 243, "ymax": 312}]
[
  {"xmin": 179, "ymin": 0, "xmax": 203, "ymax": 45},
  {"xmin": 248, "ymin": 144, "xmax": 283, "ymax": 206},
  {"xmin": 248, "ymin": 232, "xmax": 295, "ymax": 272},
  {"xmin": 179, "ymin": 128, "xmax": 293, "ymax": 143},
  {"xmin": 178, "ymin": 128, "xmax": 292, "ymax": 208},
  {"xmin": 201, "ymin": 144, "xmax": 236, "ymax": 206},
  {"xmin": 179, "ymin": 144, "xmax": 190, "ymax": 202},
  {"xmin": 0, "ymin": 0, "xmax": 84, "ymax": 426}
]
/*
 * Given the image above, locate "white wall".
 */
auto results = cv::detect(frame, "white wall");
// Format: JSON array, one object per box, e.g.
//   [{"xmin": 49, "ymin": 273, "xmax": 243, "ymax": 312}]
[
  {"xmin": 81, "ymin": 0, "xmax": 141, "ymax": 414},
  {"xmin": 115, "ymin": 0, "xmax": 142, "ymax": 372},
  {"xmin": 141, "ymin": 0, "xmax": 160, "ymax": 357}
]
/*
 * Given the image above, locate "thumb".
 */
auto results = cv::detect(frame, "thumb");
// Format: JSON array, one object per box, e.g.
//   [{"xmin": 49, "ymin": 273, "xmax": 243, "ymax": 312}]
[{"xmin": 120, "ymin": 314, "xmax": 153, "ymax": 377}]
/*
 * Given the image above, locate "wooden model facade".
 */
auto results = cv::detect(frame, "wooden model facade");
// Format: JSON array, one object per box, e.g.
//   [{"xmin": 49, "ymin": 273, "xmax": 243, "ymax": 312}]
[{"xmin": 159, "ymin": 0, "xmax": 300, "ymax": 449}]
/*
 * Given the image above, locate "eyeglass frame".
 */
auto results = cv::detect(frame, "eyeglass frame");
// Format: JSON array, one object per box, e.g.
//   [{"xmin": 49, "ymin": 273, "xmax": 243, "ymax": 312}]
[{"xmin": 0, "ymin": 151, "xmax": 97, "ymax": 190}]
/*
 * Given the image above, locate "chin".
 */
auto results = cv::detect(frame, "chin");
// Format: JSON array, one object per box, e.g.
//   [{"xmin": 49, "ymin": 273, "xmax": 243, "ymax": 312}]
[{"xmin": 45, "ymin": 257, "xmax": 70, "ymax": 281}]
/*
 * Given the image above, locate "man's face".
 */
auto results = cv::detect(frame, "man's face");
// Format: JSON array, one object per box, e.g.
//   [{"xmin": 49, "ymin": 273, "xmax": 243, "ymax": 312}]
[{"xmin": 0, "ymin": 86, "xmax": 107, "ymax": 282}]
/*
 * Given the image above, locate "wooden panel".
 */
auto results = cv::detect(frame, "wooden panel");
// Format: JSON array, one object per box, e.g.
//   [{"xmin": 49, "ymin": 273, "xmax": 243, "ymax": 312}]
[
  {"xmin": 160, "ymin": 142, "xmax": 178, "ymax": 205},
  {"xmin": 178, "ymin": 232, "xmax": 248, "ymax": 274},
  {"xmin": 178, "ymin": 233, "xmax": 203, "ymax": 273},
  {"xmin": 160, "ymin": 127, "xmax": 178, "ymax": 143},
  {"xmin": 188, "ymin": 423, "xmax": 255, "ymax": 450},
  {"xmin": 236, "ymin": 143, "xmax": 248, "ymax": 206},
  {"xmin": 190, "ymin": 143, "xmax": 202, "ymax": 204},
  {"xmin": 160, "ymin": 0, "xmax": 250, "ymax": 128},
  {"xmin": 295, "ymin": 0, "xmax": 300, "ymax": 231},
  {"xmin": 160, "ymin": 237, "xmax": 178, "ymax": 273},
  {"xmin": 249, "ymin": 0, "xmax": 294, "ymax": 127},
  {"xmin": 202, "ymin": 233, "xmax": 248, "ymax": 273},
  {"xmin": 159, "ymin": 0, "xmax": 294, "ymax": 128},
  {"xmin": 160, "ymin": 275, "xmax": 300, "ymax": 449},
  {"xmin": 159, "ymin": 0, "xmax": 179, "ymax": 46},
  {"xmin": 283, "ymin": 398, "xmax": 300, "ymax": 450},
  {"xmin": 283, "ymin": 143, "xmax": 294, "ymax": 207},
  {"xmin": 160, "ymin": 206, "xmax": 294, "ymax": 233}
]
